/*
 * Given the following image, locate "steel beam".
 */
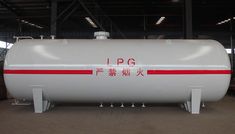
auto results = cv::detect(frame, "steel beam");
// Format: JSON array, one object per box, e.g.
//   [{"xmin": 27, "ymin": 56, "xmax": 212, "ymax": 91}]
[
  {"xmin": 184, "ymin": 0, "xmax": 193, "ymax": 39},
  {"xmin": 78, "ymin": 0, "xmax": 105, "ymax": 31},
  {"xmin": 92, "ymin": 1, "xmax": 126, "ymax": 38},
  {"xmin": 50, "ymin": 0, "xmax": 57, "ymax": 36},
  {"xmin": 58, "ymin": 0, "xmax": 76, "ymax": 18},
  {"xmin": 0, "ymin": 0, "xmax": 19, "ymax": 16},
  {"xmin": 61, "ymin": 6, "xmax": 78, "ymax": 24}
]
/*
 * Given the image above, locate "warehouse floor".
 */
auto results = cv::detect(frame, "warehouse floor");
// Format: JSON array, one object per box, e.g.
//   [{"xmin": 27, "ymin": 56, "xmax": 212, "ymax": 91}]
[{"xmin": 0, "ymin": 96, "xmax": 235, "ymax": 134}]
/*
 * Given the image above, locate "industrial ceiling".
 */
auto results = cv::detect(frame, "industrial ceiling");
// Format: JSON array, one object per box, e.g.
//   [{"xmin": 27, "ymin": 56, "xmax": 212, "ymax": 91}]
[{"xmin": 0, "ymin": 0, "xmax": 234, "ymax": 47}]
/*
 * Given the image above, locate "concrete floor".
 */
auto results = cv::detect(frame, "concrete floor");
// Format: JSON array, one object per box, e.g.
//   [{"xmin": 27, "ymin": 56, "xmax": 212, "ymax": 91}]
[{"xmin": 0, "ymin": 96, "xmax": 235, "ymax": 134}]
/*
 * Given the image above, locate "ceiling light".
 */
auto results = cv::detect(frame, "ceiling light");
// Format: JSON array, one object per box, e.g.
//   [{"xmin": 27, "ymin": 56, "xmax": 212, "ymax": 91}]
[
  {"xmin": 224, "ymin": 19, "xmax": 231, "ymax": 22},
  {"xmin": 85, "ymin": 17, "xmax": 97, "ymax": 28},
  {"xmin": 216, "ymin": 18, "xmax": 234, "ymax": 25},
  {"xmin": 20, "ymin": 19, "xmax": 43, "ymax": 29},
  {"xmin": 156, "ymin": 17, "xmax": 165, "ymax": 25}
]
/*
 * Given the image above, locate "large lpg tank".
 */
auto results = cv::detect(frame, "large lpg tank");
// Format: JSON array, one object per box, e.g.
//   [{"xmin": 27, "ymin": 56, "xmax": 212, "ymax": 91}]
[{"xmin": 3, "ymin": 39, "xmax": 231, "ymax": 113}]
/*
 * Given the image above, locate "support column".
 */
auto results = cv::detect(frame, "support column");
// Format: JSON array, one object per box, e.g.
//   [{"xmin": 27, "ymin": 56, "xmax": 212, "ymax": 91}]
[
  {"xmin": 184, "ymin": 0, "xmax": 193, "ymax": 39},
  {"xmin": 184, "ymin": 101, "xmax": 191, "ymax": 113},
  {"xmin": 32, "ymin": 88, "xmax": 43, "ymax": 113},
  {"xmin": 51, "ymin": 0, "xmax": 57, "ymax": 36},
  {"xmin": 184, "ymin": 89, "xmax": 202, "ymax": 114},
  {"xmin": 191, "ymin": 89, "xmax": 201, "ymax": 114},
  {"xmin": 32, "ymin": 88, "xmax": 51, "ymax": 113}
]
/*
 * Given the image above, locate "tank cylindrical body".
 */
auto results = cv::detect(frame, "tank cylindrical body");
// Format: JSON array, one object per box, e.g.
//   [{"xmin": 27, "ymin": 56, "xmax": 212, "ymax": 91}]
[{"xmin": 4, "ymin": 39, "xmax": 231, "ymax": 103}]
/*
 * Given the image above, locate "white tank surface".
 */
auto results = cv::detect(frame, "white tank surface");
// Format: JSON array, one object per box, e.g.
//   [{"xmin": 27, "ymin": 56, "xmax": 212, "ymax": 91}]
[{"xmin": 4, "ymin": 39, "xmax": 231, "ymax": 114}]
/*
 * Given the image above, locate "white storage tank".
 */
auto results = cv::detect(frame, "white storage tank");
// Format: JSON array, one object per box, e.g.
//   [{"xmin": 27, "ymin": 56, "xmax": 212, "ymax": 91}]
[{"xmin": 3, "ymin": 39, "xmax": 231, "ymax": 114}]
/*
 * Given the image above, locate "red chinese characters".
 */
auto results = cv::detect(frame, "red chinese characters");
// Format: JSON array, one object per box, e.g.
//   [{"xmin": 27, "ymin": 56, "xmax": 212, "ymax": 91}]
[
  {"xmin": 136, "ymin": 68, "xmax": 144, "ymax": 76},
  {"xmin": 96, "ymin": 68, "xmax": 104, "ymax": 76},
  {"xmin": 122, "ymin": 68, "xmax": 130, "ymax": 76},
  {"xmin": 108, "ymin": 68, "xmax": 117, "ymax": 76},
  {"xmin": 95, "ymin": 67, "xmax": 144, "ymax": 77}
]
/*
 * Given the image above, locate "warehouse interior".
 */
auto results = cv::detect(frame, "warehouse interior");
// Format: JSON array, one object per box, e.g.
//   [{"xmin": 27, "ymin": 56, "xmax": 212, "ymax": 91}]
[{"xmin": 0, "ymin": 0, "xmax": 235, "ymax": 134}]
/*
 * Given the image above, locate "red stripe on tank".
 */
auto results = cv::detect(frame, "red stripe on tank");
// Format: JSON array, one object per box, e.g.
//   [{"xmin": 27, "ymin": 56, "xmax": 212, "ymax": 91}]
[
  {"xmin": 147, "ymin": 70, "xmax": 231, "ymax": 75},
  {"xmin": 4, "ymin": 69, "xmax": 231, "ymax": 75},
  {"xmin": 4, "ymin": 69, "xmax": 93, "ymax": 75}
]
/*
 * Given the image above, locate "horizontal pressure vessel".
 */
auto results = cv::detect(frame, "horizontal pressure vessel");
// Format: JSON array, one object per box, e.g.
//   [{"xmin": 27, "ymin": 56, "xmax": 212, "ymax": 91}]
[{"xmin": 4, "ymin": 39, "xmax": 231, "ymax": 103}]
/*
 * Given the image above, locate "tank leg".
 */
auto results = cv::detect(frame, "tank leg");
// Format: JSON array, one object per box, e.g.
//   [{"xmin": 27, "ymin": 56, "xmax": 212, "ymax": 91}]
[
  {"xmin": 43, "ymin": 100, "xmax": 51, "ymax": 112},
  {"xmin": 99, "ymin": 103, "xmax": 103, "ymax": 107},
  {"xmin": 201, "ymin": 102, "xmax": 205, "ymax": 108},
  {"xmin": 191, "ymin": 89, "xmax": 201, "ymax": 114},
  {"xmin": 184, "ymin": 101, "xmax": 191, "ymax": 113},
  {"xmin": 142, "ymin": 103, "xmax": 146, "ymax": 108},
  {"xmin": 110, "ymin": 103, "xmax": 114, "ymax": 107},
  {"xmin": 120, "ymin": 103, "xmax": 124, "ymax": 107},
  {"xmin": 131, "ymin": 103, "xmax": 135, "ymax": 107},
  {"xmin": 32, "ymin": 88, "xmax": 43, "ymax": 113}
]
